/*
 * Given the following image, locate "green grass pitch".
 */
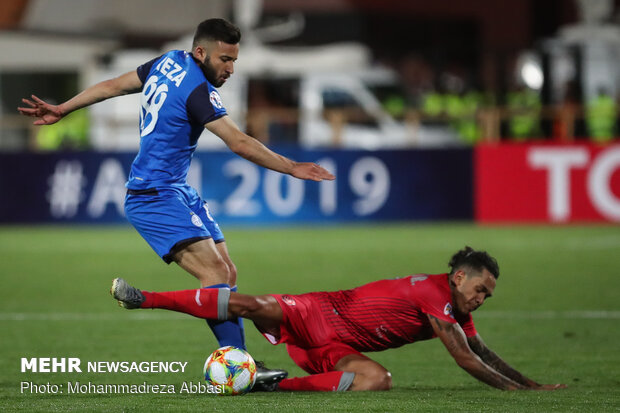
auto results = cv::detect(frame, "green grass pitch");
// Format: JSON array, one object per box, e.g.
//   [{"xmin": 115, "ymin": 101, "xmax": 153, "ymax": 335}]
[{"xmin": 0, "ymin": 223, "xmax": 619, "ymax": 412}]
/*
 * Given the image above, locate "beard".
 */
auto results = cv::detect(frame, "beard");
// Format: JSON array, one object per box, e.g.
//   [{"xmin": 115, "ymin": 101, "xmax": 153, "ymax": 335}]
[
  {"xmin": 450, "ymin": 290, "xmax": 468, "ymax": 315},
  {"xmin": 198, "ymin": 57, "xmax": 224, "ymax": 87}
]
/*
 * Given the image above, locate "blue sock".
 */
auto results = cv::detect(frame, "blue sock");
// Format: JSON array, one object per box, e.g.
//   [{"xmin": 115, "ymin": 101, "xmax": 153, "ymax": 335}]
[
  {"xmin": 231, "ymin": 285, "xmax": 246, "ymax": 349},
  {"xmin": 203, "ymin": 283, "xmax": 246, "ymax": 350}
]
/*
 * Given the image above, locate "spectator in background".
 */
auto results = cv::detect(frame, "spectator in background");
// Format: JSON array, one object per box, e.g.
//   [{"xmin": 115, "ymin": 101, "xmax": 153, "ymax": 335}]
[
  {"xmin": 381, "ymin": 94, "xmax": 407, "ymax": 120},
  {"xmin": 507, "ymin": 86, "xmax": 542, "ymax": 140},
  {"xmin": 397, "ymin": 54, "xmax": 435, "ymax": 111},
  {"xmin": 446, "ymin": 89, "xmax": 484, "ymax": 145},
  {"xmin": 34, "ymin": 107, "xmax": 89, "ymax": 151},
  {"xmin": 422, "ymin": 90, "xmax": 444, "ymax": 119},
  {"xmin": 586, "ymin": 87, "xmax": 617, "ymax": 142},
  {"xmin": 421, "ymin": 68, "xmax": 481, "ymax": 145}
]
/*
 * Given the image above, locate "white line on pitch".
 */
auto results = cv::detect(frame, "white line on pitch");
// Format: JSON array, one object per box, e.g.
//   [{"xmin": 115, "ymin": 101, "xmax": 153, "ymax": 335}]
[{"xmin": 0, "ymin": 310, "xmax": 618, "ymax": 321}]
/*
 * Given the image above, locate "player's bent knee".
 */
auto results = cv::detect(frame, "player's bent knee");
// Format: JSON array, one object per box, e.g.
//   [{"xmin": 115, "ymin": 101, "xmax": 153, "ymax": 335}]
[
  {"xmin": 196, "ymin": 258, "xmax": 230, "ymax": 285},
  {"xmin": 363, "ymin": 369, "xmax": 391, "ymax": 391},
  {"xmin": 374, "ymin": 370, "xmax": 392, "ymax": 391},
  {"xmin": 215, "ymin": 258, "xmax": 231, "ymax": 278},
  {"xmin": 350, "ymin": 366, "xmax": 392, "ymax": 391},
  {"xmin": 228, "ymin": 263, "xmax": 238, "ymax": 286}
]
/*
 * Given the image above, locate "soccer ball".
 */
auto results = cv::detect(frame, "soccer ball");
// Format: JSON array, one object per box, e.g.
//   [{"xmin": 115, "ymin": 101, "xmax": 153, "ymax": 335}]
[{"xmin": 203, "ymin": 346, "xmax": 257, "ymax": 395}]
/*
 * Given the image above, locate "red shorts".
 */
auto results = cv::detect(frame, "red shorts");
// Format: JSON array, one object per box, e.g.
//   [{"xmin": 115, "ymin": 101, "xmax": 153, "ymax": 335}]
[{"xmin": 264, "ymin": 293, "xmax": 366, "ymax": 374}]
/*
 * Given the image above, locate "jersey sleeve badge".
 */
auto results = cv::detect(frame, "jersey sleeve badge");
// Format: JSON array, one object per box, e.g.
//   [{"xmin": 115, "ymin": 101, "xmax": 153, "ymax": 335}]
[
  {"xmin": 209, "ymin": 91, "xmax": 224, "ymax": 109},
  {"xmin": 443, "ymin": 302, "xmax": 454, "ymax": 318}
]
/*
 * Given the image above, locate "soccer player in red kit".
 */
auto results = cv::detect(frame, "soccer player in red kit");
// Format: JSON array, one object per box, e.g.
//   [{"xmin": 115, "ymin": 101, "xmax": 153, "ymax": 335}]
[{"xmin": 111, "ymin": 246, "xmax": 566, "ymax": 392}]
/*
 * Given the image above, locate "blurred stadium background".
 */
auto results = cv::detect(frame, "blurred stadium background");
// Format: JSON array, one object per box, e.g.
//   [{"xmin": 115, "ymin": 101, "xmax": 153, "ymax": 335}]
[
  {"xmin": 0, "ymin": 0, "xmax": 620, "ymax": 225},
  {"xmin": 0, "ymin": 0, "xmax": 619, "ymax": 411}
]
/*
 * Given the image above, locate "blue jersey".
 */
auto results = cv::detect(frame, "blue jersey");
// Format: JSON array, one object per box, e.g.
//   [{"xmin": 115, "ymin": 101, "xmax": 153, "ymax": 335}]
[{"xmin": 127, "ymin": 50, "xmax": 227, "ymax": 190}]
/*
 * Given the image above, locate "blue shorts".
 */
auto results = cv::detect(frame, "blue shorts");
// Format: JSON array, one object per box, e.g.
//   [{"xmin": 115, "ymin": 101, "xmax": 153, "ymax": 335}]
[{"xmin": 124, "ymin": 185, "xmax": 224, "ymax": 263}]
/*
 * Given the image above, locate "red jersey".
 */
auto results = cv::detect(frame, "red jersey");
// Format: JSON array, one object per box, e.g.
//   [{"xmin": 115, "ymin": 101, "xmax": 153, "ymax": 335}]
[{"xmin": 299, "ymin": 273, "xmax": 476, "ymax": 352}]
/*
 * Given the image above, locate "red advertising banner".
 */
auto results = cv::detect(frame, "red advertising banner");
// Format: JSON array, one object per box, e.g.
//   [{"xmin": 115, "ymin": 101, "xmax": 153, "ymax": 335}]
[{"xmin": 475, "ymin": 143, "xmax": 620, "ymax": 223}]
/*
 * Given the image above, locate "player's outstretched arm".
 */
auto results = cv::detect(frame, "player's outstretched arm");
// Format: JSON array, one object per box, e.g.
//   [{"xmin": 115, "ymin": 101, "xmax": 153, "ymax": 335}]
[
  {"xmin": 428, "ymin": 315, "xmax": 527, "ymax": 390},
  {"xmin": 206, "ymin": 116, "xmax": 335, "ymax": 181},
  {"xmin": 467, "ymin": 334, "xmax": 566, "ymax": 390},
  {"xmin": 18, "ymin": 71, "xmax": 143, "ymax": 125}
]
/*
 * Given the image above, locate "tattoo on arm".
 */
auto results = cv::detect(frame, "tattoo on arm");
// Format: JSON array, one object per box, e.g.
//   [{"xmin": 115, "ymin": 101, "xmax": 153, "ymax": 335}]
[
  {"xmin": 428, "ymin": 315, "xmax": 525, "ymax": 390},
  {"xmin": 467, "ymin": 335, "xmax": 538, "ymax": 387},
  {"xmin": 429, "ymin": 315, "xmax": 461, "ymax": 354},
  {"xmin": 429, "ymin": 315, "xmax": 443, "ymax": 331}
]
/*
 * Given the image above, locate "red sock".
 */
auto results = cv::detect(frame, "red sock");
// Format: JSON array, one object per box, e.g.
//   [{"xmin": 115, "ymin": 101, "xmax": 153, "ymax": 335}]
[
  {"xmin": 140, "ymin": 288, "xmax": 222, "ymax": 319},
  {"xmin": 278, "ymin": 371, "xmax": 353, "ymax": 392}
]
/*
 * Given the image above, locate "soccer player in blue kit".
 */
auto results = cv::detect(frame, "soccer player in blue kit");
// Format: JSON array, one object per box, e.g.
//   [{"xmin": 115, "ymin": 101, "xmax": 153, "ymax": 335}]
[{"xmin": 18, "ymin": 18, "xmax": 334, "ymax": 386}]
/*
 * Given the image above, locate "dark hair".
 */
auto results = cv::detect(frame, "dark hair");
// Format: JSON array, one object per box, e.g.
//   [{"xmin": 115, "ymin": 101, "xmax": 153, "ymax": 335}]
[
  {"xmin": 448, "ymin": 246, "xmax": 499, "ymax": 279},
  {"xmin": 193, "ymin": 18, "xmax": 241, "ymax": 48}
]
